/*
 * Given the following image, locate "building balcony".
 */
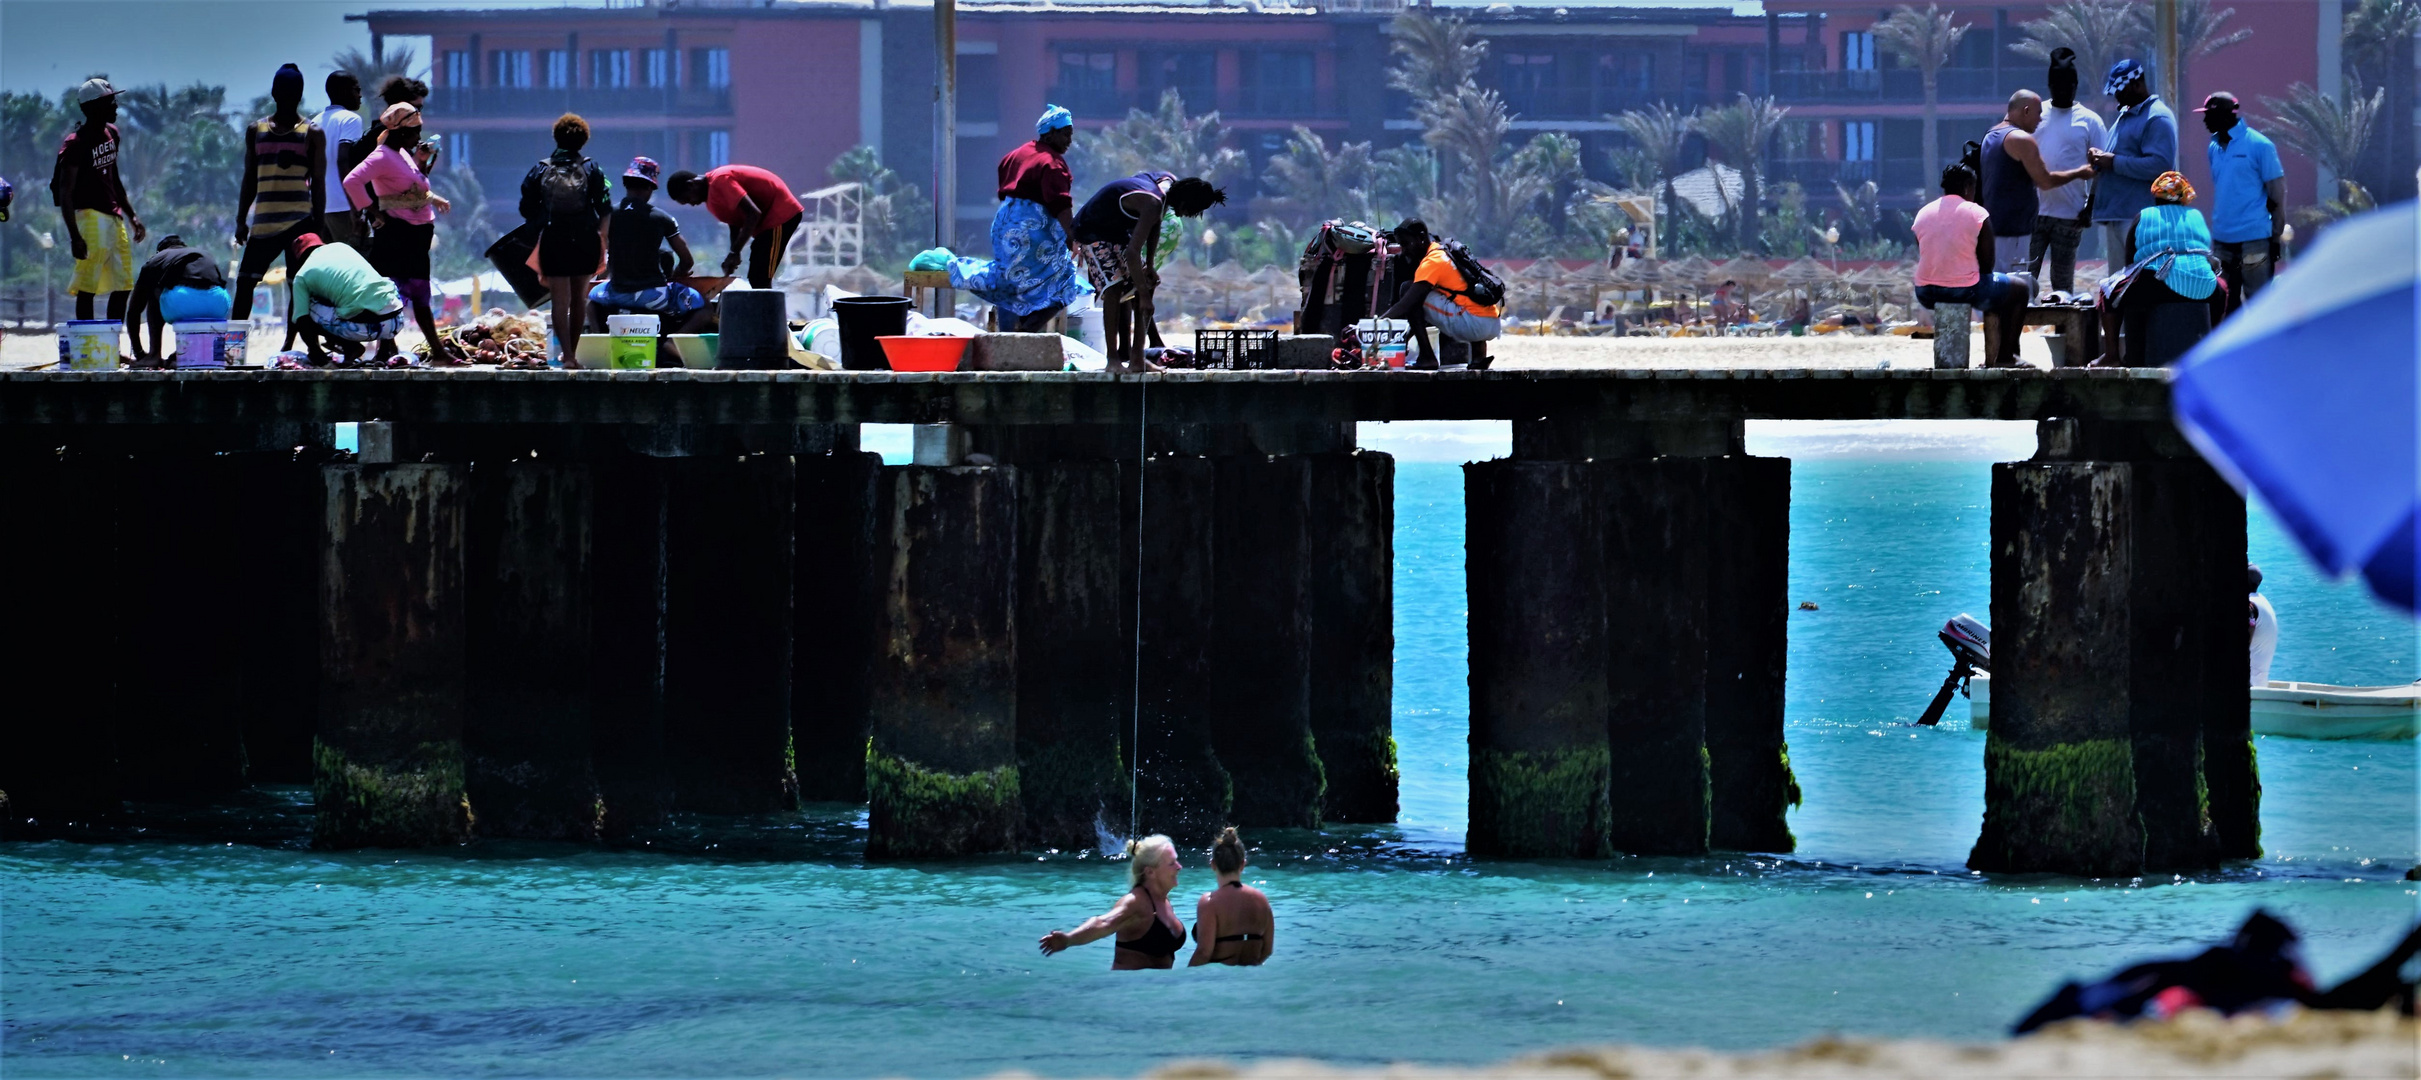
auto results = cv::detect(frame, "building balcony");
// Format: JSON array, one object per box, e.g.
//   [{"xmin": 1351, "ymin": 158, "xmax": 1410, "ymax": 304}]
[
  {"xmin": 1770, "ymin": 69, "xmax": 2008, "ymax": 105},
  {"xmin": 1495, "ymin": 86, "xmax": 1668, "ymax": 121},
  {"xmin": 1767, "ymin": 158, "xmax": 1932, "ymax": 195},
  {"xmin": 431, "ymin": 86, "xmax": 732, "ymax": 119},
  {"xmin": 1049, "ymin": 85, "xmax": 1343, "ymax": 122}
]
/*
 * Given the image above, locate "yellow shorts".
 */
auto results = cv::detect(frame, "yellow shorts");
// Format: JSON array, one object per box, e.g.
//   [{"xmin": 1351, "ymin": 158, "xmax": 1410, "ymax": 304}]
[{"xmin": 68, "ymin": 209, "xmax": 135, "ymax": 295}]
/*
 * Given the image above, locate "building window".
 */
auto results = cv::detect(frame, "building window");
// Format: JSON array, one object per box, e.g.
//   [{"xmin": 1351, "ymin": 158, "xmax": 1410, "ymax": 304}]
[
  {"xmin": 444, "ymin": 50, "xmax": 474, "ymax": 88},
  {"xmin": 1500, "ymin": 53, "xmax": 1556, "ymax": 94},
  {"xmin": 545, "ymin": 50, "xmax": 574, "ymax": 89},
  {"xmin": 645, "ymin": 48, "xmax": 673, "ymax": 88},
  {"xmin": 1841, "ymin": 31, "xmax": 1875, "ymax": 71},
  {"xmin": 451, "ymin": 132, "xmax": 472, "ymax": 167},
  {"xmin": 706, "ymin": 130, "xmax": 730, "ymax": 168},
  {"xmin": 1595, "ymin": 53, "xmax": 1653, "ymax": 93},
  {"xmin": 1139, "ymin": 50, "xmax": 1214, "ymax": 112},
  {"xmin": 1841, "ymin": 120, "xmax": 1876, "ymax": 161},
  {"xmin": 1057, "ymin": 51, "xmax": 1115, "ymax": 91},
  {"xmin": 492, "ymin": 49, "xmax": 532, "ymax": 89},
  {"xmin": 692, "ymin": 47, "xmax": 731, "ymax": 89},
  {"xmin": 1246, "ymin": 50, "xmax": 1315, "ymax": 113},
  {"xmin": 592, "ymin": 49, "xmax": 631, "ymax": 89}
]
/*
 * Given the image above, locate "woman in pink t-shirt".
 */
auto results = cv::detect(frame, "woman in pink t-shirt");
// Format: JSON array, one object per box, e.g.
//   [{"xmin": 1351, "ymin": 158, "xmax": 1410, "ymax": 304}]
[
  {"xmin": 343, "ymin": 104, "xmax": 464, "ymax": 364},
  {"xmin": 1910, "ymin": 162, "xmax": 2035, "ymax": 366}
]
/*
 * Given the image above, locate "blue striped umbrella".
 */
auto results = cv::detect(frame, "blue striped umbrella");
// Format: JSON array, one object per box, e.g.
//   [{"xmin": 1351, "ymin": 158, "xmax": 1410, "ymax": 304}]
[{"xmin": 2172, "ymin": 201, "xmax": 2418, "ymax": 613}]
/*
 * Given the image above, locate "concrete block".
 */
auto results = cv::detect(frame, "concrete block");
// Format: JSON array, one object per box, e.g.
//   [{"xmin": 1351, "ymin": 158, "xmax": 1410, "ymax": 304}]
[
  {"xmin": 1933, "ymin": 304, "xmax": 1972, "ymax": 368},
  {"xmin": 972, "ymin": 333, "xmax": 1064, "ymax": 371},
  {"xmin": 1271, "ymin": 334, "xmax": 1338, "ymax": 370}
]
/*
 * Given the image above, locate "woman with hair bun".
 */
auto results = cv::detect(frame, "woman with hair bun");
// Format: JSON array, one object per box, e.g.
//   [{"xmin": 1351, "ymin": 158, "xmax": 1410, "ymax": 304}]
[
  {"xmin": 1189, "ymin": 827, "xmax": 1274, "ymax": 966},
  {"xmin": 1038, "ymin": 834, "xmax": 1187, "ymax": 970}
]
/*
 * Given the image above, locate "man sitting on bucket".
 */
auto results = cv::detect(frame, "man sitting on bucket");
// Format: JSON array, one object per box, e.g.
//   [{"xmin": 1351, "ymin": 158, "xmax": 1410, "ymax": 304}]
[{"xmin": 1379, "ymin": 218, "xmax": 1500, "ymax": 369}]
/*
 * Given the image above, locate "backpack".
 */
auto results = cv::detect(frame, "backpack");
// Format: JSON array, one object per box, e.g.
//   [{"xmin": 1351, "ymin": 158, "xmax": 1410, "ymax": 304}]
[
  {"xmin": 1434, "ymin": 237, "xmax": 1505, "ymax": 308},
  {"xmin": 537, "ymin": 158, "xmax": 592, "ymax": 221}
]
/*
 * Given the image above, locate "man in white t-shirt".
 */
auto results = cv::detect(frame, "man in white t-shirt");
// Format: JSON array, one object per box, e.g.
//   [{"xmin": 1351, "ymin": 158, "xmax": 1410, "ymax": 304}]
[
  {"xmin": 313, "ymin": 70, "xmax": 366, "ymax": 247},
  {"xmin": 2249, "ymin": 564, "xmax": 2279, "ymax": 687},
  {"xmin": 2026, "ymin": 48, "xmax": 2106, "ymax": 296}
]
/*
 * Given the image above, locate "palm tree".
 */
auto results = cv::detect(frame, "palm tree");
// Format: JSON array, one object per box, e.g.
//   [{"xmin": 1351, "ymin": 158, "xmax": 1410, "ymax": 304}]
[
  {"xmin": 1614, "ymin": 102, "xmax": 1693, "ymax": 242},
  {"xmin": 2342, "ymin": 0, "xmax": 2421, "ymax": 198},
  {"xmin": 1066, "ymin": 89, "xmax": 1249, "ymax": 193},
  {"xmin": 2008, "ymin": 0, "xmax": 2145, "ymax": 108},
  {"xmin": 1694, "ymin": 94, "xmax": 1790, "ymax": 253},
  {"xmin": 1873, "ymin": 4, "xmax": 1971, "ymax": 187},
  {"xmin": 1259, "ymin": 126, "xmax": 1375, "ymax": 228},
  {"xmin": 828, "ymin": 145, "xmax": 937, "ymax": 267},
  {"xmin": 1386, "ymin": 9, "xmax": 1485, "ymax": 101},
  {"xmin": 2174, "ymin": 0, "xmax": 2254, "ymax": 109},
  {"xmin": 1415, "ymin": 83, "xmax": 1516, "ymax": 244},
  {"xmin": 330, "ymin": 45, "xmax": 423, "ymax": 108},
  {"xmin": 2259, "ymin": 84, "xmax": 2385, "ymax": 188}
]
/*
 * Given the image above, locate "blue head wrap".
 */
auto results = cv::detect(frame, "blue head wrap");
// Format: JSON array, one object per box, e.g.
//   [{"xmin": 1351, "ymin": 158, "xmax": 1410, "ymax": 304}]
[
  {"xmin": 1036, "ymin": 104, "xmax": 1073, "ymax": 136},
  {"xmin": 2104, "ymin": 58, "xmax": 2145, "ymax": 98}
]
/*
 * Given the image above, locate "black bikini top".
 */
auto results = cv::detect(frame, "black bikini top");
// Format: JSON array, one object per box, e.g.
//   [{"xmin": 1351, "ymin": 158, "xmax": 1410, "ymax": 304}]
[
  {"xmin": 1115, "ymin": 887, "xmax": 1185, "ymax": 957},
  {"xmin": 1206, "ymin": 880, "xmax": 1265, "ymax": 944}
]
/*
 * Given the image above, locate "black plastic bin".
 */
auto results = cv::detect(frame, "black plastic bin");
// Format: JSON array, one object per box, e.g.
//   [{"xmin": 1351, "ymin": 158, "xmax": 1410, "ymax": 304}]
[{"xmin": 832, "ymin": 295, "xmax": 912, "ymax": 370}]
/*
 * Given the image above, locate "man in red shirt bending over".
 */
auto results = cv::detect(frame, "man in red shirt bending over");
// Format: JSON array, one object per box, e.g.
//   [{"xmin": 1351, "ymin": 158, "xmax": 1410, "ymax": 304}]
[{"xmin": 666, "ymin": 164, "xmax": 805, "ymax": 290}]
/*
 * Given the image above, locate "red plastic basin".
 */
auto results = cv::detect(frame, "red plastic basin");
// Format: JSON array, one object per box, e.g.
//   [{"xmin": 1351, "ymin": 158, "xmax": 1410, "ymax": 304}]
[{"xmin": 877, "ymin": 335, "xmax": 971, "ymax": 372}]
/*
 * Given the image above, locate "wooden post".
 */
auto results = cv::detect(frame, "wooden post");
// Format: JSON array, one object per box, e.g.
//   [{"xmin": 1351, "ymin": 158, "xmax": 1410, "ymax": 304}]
[
  {"xmin": 316, "ymin": 464, "xmax": 472, "ymax": 848},
  {"xmin": 866, "ymin": 466, "xmax": 1021, "ymax": 858}
]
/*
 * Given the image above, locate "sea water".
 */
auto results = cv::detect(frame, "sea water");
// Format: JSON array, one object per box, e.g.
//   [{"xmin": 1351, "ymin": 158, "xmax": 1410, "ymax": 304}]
[{"xmin": 5, "ymin": 447, "xmax": 2416, "ymax": 1077}]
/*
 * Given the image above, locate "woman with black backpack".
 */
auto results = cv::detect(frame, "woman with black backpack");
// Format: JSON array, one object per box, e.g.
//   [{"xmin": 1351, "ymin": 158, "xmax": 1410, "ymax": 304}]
[{"xmin": 520, "ymin": 113, "xmax": 611, "ymax": 366}]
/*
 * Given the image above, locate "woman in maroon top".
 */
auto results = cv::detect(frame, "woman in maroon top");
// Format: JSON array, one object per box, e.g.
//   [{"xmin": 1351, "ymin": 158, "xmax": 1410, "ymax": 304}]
[{"xmin": 949, "ymin": 104, "xmax": 1086, "ymax": 331}]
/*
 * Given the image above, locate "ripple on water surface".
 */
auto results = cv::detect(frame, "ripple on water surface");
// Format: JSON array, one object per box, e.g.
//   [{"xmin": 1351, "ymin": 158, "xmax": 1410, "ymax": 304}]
[{"xmin": 4, "ymin": 460, "xmax": 2414, "ymax": 1078}]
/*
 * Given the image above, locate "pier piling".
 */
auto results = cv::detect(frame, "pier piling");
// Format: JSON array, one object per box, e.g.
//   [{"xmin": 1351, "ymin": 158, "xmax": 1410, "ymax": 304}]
[
  {"xmin": 866, "ymin": 466, "xmax": 1021, "ymax": 858},
  {"xmin": 1211, "ymin": 454, "xmax": 1326, "ymax": 829},
  {"xmin": 465, "ymin": 461, "xmax": 601, "ymax": 840},
  {"xmin": 663, "ymin": 453, "xmax": 799, "ymax": 813},
  {"xmin": 316, "ymin": 464, "xmax": 472, "ymax": 848},
  {"xmin": 589, "ymin": 454, "xmax": 673, "ymax": 834},
  {"xmin": 793, "ymin": 450, "xmax": 886, "ymax": 804},
  {"xmin": 1014, "ymin": 459, "xmax": 1133, "ymax": 849},
  {"xmin": 1308, "ymin": 450, "xmax": 1398, "ymax": 824},
  {"xmin": 1131, "ymin": 455, "xmax": 1234, "ymax": 840}
]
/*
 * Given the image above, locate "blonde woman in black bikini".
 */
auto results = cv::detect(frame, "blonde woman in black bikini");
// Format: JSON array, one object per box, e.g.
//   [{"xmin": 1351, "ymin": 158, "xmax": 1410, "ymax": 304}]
[
  {"xmin": 1189, "ymin": 827, "xmax": 1274, "ymax": 966},
  {"xmin": 1038, "ymin": 834, "xmax": 1186, "ymax": 970}
]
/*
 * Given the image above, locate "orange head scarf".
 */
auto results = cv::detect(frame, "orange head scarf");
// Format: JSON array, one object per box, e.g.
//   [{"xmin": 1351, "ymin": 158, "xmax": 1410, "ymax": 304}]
[{"xmin": 2150, "ymin": 171, "xmax": 2197, "ymax": 204}]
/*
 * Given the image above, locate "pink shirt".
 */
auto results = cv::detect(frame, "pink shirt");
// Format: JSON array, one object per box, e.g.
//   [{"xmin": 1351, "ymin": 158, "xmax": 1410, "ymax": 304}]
[
  {"xmin": 1911, "ymin": 194, "xmax": 1989, "ymax": 288},
  {"xmin": 343, "ymin": 144, "xmax": 435, "ymax": 226}
]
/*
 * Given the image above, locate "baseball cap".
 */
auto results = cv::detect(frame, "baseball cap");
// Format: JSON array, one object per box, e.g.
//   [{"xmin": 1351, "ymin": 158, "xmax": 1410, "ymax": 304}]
[
  {"xmin": 76, "ymin": 78, "xmax": 122, "ymax": 104},
  {"xmin": 288, "ymin": 232, "xmax": 326, "ymax": 264},
  {"xmin": 2104, "ymin": 59, "xmax": 2145, "ymax": 97},
  {"xmin": 2196, "ymin": 91, "xmax": 2240, "ymax": 113},
  {"xmin": 625, "ymin": 156, "xmax": 662, "ymax": 185}
]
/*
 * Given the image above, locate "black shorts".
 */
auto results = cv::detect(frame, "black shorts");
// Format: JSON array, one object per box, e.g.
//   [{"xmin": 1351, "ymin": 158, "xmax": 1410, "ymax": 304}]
[
  {"xmin": 369, "ymin": 220, "xmax": 435, "ymax": 283},
  {"xmin": 746, "ymin": 213, "xmax": 802, "ymax": 290},
  {"xmin": 238, "ymin": 222, "xmax": 316, "ymax": 281}
]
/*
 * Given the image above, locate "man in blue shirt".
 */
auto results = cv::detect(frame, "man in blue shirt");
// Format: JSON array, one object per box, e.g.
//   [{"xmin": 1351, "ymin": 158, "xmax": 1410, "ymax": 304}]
[
  {"xmin": 2198, "ymin": 91, "xmax": 2285, "ymax": 310},
  {"xmin": 2087, "ymin": 59, "xmax": 2177, "ymax": 273}
]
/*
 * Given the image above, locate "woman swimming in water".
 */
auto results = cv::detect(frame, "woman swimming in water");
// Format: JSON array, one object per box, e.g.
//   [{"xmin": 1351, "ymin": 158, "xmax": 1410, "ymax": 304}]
[
  {"xmin": 1189, "ymin": 827, "xmax": 1274, "ymax": 966},
  {"xmin": 1037, "ymin": 834, "xmax": 1186, "ymax": 970}
]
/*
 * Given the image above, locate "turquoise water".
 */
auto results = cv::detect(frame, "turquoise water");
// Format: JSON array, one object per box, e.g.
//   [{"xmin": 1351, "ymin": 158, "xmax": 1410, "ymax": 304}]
[{"xmin": 5, "ymin": 457, "xmax": 2416, "ymax": 1077}]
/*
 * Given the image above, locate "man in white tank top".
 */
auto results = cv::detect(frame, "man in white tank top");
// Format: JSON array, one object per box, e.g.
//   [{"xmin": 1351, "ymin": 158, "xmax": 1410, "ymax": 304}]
[
  {"xmin": 2027, "ymin": 48, "xmax": 2106, "ymax": 296},
  {"xmin": 313, "ymin": 71, "xmax": 365, "ymax": 247}
]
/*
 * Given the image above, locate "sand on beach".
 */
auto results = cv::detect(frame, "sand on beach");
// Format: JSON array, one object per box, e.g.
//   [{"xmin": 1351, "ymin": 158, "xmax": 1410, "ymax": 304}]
[{"xmin": 1115, "ymin": 1009, "xmax": 2418, "ymax": 1080}]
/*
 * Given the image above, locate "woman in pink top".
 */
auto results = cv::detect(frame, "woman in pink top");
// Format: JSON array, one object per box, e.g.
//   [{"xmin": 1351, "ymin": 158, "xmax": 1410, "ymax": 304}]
[
  {"xmin": 1910, "ymin": 162, "xmax": 2034, "ymax": 367},
  {"xmin": 343, "ymin": 104, "xmax": 464, "ymax": 364}
]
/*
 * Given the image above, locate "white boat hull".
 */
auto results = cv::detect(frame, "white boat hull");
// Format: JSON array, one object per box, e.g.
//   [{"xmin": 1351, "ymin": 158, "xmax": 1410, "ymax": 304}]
[
  {"xmin": 2251, "ymin": 681, "xmax": 2421, "ymax": 740},
  {"xmin": 1964, "ymin": 675, "xmax": 2419, "ymax": 740}
]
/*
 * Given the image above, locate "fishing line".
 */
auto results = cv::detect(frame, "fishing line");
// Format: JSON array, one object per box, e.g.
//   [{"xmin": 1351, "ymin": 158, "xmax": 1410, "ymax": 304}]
[{"xmin": 1129, "ymin": 374, "xmax": 1146, "ymax": 841}]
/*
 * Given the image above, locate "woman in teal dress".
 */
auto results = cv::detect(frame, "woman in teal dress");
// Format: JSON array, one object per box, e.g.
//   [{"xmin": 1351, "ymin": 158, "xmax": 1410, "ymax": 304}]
[{"xmin": 2093, "ymin": 170, "xmax": 2227, "ymax": 366}]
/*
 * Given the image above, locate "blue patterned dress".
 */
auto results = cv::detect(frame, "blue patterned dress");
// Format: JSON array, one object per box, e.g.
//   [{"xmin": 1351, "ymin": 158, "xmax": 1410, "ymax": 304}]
[{"xmin": 949, "ymin": 198, "xmax": 1085, "ymax": 317}]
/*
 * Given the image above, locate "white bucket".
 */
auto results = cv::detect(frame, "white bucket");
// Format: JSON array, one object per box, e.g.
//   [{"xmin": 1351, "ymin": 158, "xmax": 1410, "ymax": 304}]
[
  {"xmin": 605, "ymin": 313, "xmax": 660, "ymax": 370},
  {"xmin": 173, "ymin": 320, "xmax": 229, "ymax": 368},
  {"xmin": 58, "ymin": 320, "xmax": 119, "ymax": 371},
  {"xmin": 218, "ymin": 323, "xmax": 250, "ymax": 367}
]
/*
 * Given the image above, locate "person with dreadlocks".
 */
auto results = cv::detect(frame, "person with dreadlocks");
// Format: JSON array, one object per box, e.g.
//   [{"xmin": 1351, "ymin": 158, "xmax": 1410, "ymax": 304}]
[{"xmin": 1072, "ymin": 171, "xmax": 1225, "ymax": 372}]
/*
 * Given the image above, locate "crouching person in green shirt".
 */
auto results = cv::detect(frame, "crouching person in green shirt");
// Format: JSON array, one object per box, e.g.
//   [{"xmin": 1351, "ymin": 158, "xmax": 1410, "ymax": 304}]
[{"xmin": 285, "ymin": 233, "xmax": 406, "ymax": 367}]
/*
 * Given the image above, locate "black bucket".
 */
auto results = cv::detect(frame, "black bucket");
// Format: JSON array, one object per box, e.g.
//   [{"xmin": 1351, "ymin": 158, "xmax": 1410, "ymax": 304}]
[
  {"xmin": 716, "ymin": 288, "xmax": 791, "ymax": 369},
  {"xmin": 832, "ymin": 295, "xmax": 912, "ymax": 370}
]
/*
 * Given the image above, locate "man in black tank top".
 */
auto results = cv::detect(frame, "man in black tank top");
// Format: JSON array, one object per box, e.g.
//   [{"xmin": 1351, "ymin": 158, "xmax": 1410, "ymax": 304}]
[{"xmin": 1980, "ymin": 90, "xmax": 2098, "ymax": 281}]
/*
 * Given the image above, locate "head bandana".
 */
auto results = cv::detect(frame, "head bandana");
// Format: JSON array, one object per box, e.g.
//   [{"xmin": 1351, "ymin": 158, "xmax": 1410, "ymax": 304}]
[
  {"xmin": 2105, "ymin": 58, "xmax": 2145, "ymax": 98},
  {"xmin": 1035, "ymin": 104, "xmax": 1073, "ymax": 136},
  {"xmin": 2150, "ymin": 171, "xmax": 2197, "ymax": 204},
  {"xmin": 379, "ymin": 102, "xmax": 421, "ymax": 128}
]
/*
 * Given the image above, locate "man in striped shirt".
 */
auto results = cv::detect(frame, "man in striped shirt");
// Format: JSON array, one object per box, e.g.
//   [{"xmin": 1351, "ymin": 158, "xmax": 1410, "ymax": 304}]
[{"xmin": 232, "ymin": 64, "xmax": 326, "ymax": 322}]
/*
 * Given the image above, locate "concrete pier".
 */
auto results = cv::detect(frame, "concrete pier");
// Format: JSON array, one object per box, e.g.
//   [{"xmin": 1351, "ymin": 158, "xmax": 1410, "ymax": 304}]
[
  {"xmin": 866, "ymin": 466, "xmax": 1022, "ymax": 858},
  {"xmin": 316, "ymin": 464, "xmax": 473, "ymax": 848},
  {"xmin": 588, "ymin": 455, "xmax": 673, "ymax": 834},
  {"xmin": 1014, "ymin": 460, "xmax": 1132, "ymax": 850},
  {"xmin": 1972, "ymin": 421, "xmax": 2249, "ymax": 876},
  {"xmin": 228, "ymin": 449, "xmax": 333, "ymax": 786},
  {"xmin": 0, "ymin": 458, "xmax": 126, "ymax": 824},
  {"xmin": 464, "ymin": 461, "xmax": 601, "ymax": 840},
  {"xmin": 1130, "ymin": 455, "xmax": 1234, "ymax": 840},
  {"xmin": 1211, "ymin": 454, "xmax": 1327, "ymax": 829},
  {"xmin": 663, "ymin": 454, "xmax": 799, "ymax": 814},
  {"xmin": 113, "ymin": 460, "xmax": 250, "ymax": 801}
]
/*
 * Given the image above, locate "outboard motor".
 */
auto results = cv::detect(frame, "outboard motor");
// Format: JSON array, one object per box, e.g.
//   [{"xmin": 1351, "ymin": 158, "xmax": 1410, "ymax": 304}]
[{"xmin": 1916, "ymin": 614, "xmax": 1991, "ymax": 726}]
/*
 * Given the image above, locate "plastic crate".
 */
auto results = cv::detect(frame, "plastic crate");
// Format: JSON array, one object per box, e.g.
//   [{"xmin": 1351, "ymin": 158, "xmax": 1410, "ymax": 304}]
[{"xmin": 1195, "ymin": 328, "xmax": 1278, "ymax": 371}]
